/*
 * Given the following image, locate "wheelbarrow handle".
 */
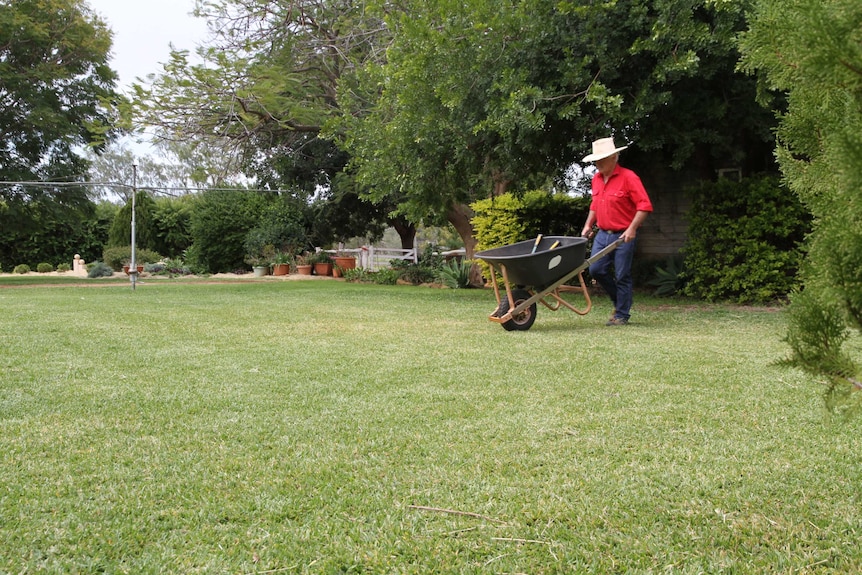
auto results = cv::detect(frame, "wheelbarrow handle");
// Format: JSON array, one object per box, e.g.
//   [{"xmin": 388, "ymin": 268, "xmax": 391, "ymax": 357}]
[{"xmin": 583, "ymin": 238, "xmax": 624, "ymax": 266}]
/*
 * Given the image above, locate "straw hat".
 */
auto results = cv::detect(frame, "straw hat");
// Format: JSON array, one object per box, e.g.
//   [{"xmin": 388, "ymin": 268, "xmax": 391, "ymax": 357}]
[{"xmin": 581, "ymin": 137, "xmax": 629, "ymax": 163}]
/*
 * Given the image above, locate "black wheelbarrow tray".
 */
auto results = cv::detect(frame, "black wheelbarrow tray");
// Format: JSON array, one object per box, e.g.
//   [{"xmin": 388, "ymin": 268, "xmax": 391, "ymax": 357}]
[{"xmin": 475, "ymin": 236, "xmax": 622, "ymax": 331}]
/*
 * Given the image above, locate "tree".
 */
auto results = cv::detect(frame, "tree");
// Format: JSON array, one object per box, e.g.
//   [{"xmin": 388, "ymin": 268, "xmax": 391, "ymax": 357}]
[
  {"xmin": 86, "ymin": 143, "xmax": 194, "ymax": 200},
  {"xmin": 0, "ymin": 0, "xmax": 121, "ymax": 182},
  {"xmin": 338, "ymin": 0, "xmax": 777, "ymax": 285},
  {"xmin": 135, "ymin": 0, "xmax": 398, "ymax": 244},
  {"xmin": 741, "ymin": 0, "xmax": 862, "ymax": 415},
  {"xmin": 0, "ymin": 0, "xmax": 122, "ymax": 268},
  {"xmin": 107, "ymin": 191, "xmax": 159, "ymax": 251}
]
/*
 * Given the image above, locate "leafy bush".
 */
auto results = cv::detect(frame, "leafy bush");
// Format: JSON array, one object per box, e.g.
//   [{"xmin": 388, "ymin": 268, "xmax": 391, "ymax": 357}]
[
  {"xmin": 437, "ymin": 258, "xmax": 473, "ymax": 289},
  {"xmin": 188, "ymin": 190, "xmax": 274, "ymax": 273},
  {"xmin": 151, "ymin": 196, "xmax": 193, "ymax": 258},
  {"xmin": 13, "ymin": 264, "xmax": 30, "ymax": 274},
  {"xmin": 390, "ymin": 244, "xmax": 443, "ymax": 285},
  {"xmin": 107, "ymin": 191, "xmax": 158, "ymax": 251},
  {"xmin": 342, "ymin": 267, "xmax": 371, "ymax": 282},
  {"xmin": 146, "ymin": 258, "xmax": 193, "ymax": 276},
  {"xmin": 647, "ymin": 256, "xmax": 685, "ymax": 297},
  {"xmin": 682, "ymin": 175, "xmax": 810, "ymax": 303},
  {"xmin": 87, "ymin": 262, "xmax": 114, "ymax": 278},
  {"xmin": 472, "ymin": 190, "xmax": 590, "ymax": 249},
  {"xmin": 372, "ymin": 268, "xmax": 401, "ymax": 285},
  {"xmin": 56, "ymin": 263, "xmax": 71, "ymax": 272},
  {"xmin": 102, "ymin": 246, "xmax": 164, "ymax": 271},
  {"xmin": 36, "ymin": 263, "xmax": 54, "ymax": 273}
]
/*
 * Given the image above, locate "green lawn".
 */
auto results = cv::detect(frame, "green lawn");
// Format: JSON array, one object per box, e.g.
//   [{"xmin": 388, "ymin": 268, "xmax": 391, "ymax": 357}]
[{"xmin": 1, "ymin": 278, "xmax": 860, "ymax": 574}]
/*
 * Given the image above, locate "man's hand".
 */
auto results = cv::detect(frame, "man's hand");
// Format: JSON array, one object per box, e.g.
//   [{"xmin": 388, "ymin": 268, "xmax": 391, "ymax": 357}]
[{"xmin": 581, "ymin": 227, "xmax": 595, "ymax": 239}]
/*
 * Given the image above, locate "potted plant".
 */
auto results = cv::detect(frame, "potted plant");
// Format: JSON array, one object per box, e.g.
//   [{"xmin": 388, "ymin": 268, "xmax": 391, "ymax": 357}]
[
  {"xmin": 272, "ymin": 252, "xmax": 291, "ymax": 276},
  {"xmin": 294, "ymin": 254, "xmax": 313, "ymax": 276},
  {"xmin": 245, "ymin": 243, "xmax": 275, "ymax": 277},
  {"xmin": 309, "ymin": 251, "xmax": 333, "ymax": 276},
  {"xmin": 332, "ymin": 251, "xmax": 357, "ymax": 278}
]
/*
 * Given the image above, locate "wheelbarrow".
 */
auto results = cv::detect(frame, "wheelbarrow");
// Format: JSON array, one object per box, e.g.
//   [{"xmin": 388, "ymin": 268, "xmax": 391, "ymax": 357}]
[{"xmin": 475, "ymin": 235, "xmax": 623, "ymax": 331}]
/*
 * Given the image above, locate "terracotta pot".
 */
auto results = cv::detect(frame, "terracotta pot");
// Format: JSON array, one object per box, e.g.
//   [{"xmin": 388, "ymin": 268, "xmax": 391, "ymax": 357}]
[
  {"xmin": 272, "ymin": 263, "xmax": 289, "ymax": 276},
  {"xmin": 313, "ymin": 263, "xmax": 332, "ymax": 276},
  {"xmin": 333, "ymin": 256, "xmax": 356, "ymax": 272},
  {"xmin": 296, "ymin": 264, "xmax": 313, "ymax": 276},
  {"xmin": 123, "ymin": 265, "xmax": 144, "ymax": 275}
]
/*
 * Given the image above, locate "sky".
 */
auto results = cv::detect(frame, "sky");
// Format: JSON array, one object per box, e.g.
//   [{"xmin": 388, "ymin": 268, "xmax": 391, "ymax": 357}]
[
  {"xmin": 85, "ymin": 0, "xmax": 209, "ymax": 91},
  {"xmin": 83, "ymin": 0, "xmax": 210, "ymax": 158}
]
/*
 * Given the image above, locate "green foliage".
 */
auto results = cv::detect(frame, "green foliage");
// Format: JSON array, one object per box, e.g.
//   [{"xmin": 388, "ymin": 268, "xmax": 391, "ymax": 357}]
[
  {"xmin": 371, "ymin": 268, "xmax": 401, "ymax": 285},
  {"xmin": 342, "ymin": 267, "xmax": 400, "ymax": 285},
  {"xmin": 0, "ymin": 194, "xmax": 114, "ymax": 273},
  {"xmin": 0, "ymin": 0, "xmax": 122, "ymax": 184},
  {"xmin": 145, "ymin": 258, "xmax": 194, "ymax": 277},
  {"xmin": 389, "ymin": 244, "xmax": 444, "ymax": 285},
  {"xmin": 780, "ymin": 290, "xmax": 861, "ymax": 418},
  {"xmin": 86, "ymin": 261, "xmax": 114, "ymax": 278},
  {"xmin": 437, "ymin": 258, "xmax": 473, "ymax": 289},
  {"xmin": 472, "ymin": 191, "xmax": 590, "ymax": 251},
  {"xmin": 342, "ymin": 267, "xmax": 371, "ymax": 283},
  {"xmin": 36, "ymin": 263, "xmax": 54, "ymax": 273},
  {"xmin": 742, "ymin": 0, "xmax": 862, "ymax": 413},
  {"xmin": 107, "ymin": 191, "xmax": 159, "ymax": 250},
  {"xmin": 647, "ymin": 256, "xmax": 685, "ymax": 297},
  {"xmin": 187, "ymin": 190, "xmax": 269, "ymax": 273},
  {"xmin": 151, "ymin": 196, "xmax": 193, "ymax": 258},
  {"xmin": 101, "ymin": 246, "xmax": 164, "ymax": 271},
  {"xmin": 681, "ymin": 176, "xmax": 809, "ymax": 303},
  {"xmin": 306, "ymin": 251, "xmax": 333, "ymax": 265},
  {"xmin": 188, "ymin": 190, "xmax": 308, "ymax": 273},
  {"xmin": 56, "ymin": 263, "xmax": 71, "ymax": 272},
  {"xmin": 340, "ymin": 0, "xmax": 771, "ymax": 226},
  {"xmin": 0, "ymin": 0, "xmax": 121, "ymax": 270},
  {"xmin": 13, "ymin": 264, "xmax": 30, "ymax": 274},
  {"xmin": 471, "ymin": 194, "xmax": 530, "ymax": 252}
]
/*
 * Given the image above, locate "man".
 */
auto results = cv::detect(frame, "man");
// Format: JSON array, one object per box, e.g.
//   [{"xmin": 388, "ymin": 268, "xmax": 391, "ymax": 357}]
[{"xmin": 580, "ymin": 137, "xmax": 653, "ymax": 326}]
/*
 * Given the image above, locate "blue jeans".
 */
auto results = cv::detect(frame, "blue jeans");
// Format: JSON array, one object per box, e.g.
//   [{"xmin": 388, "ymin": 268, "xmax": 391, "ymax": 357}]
[{"xmin": 588, "ymin": 230, "xmax": 637, "ymax": 321}]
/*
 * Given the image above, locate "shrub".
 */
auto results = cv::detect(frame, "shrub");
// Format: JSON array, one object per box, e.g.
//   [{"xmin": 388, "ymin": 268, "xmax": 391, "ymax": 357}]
[
  {"xmin": 102, "ymin": 246, "xmax": 164, "ymax": 271},
  {"xmin": 342, "ymin": 267, "xmax": 371, "ymax": 283},
  {"xmin": 87, "ymin": 261, "xmax": 114, "ymax": 278},
  {"xmin": 36, "ymin": 263, "xmax": 54, "ymax": 273},
  {"xmin": 13, "ymin": 264, "xmax": 30, "ymax": 274},
  {"xmin": 647, "ymin": 256, "xmax": 685, "ymax": 297},
  {"xmin": 372, "ymin": 268, "xmax": 401, "ymax": 285},
  {"xmin": 146, "ymin": 258, "xmax": 193, "ymax": 276},
  {"xmin": 438, "ymin": 258, "xmax": 473, "ymax": 289},
  {"xmin": 56, "ymin": 263, "xmax": 71, "ymax": 272},
  {"xmin": 682, "ymin": 175, "xmax": 810, "ymax": 303},
  {"xmin": 107, "ymin": 191, "xmax": 158, "ymax": 251},
  {"xmin": 472, "ymin": 190, "xmax": 590, "ymax": 250},
  {"xmin": 390, "ymin": 244, "xmax": 443, "ymax": 285}
]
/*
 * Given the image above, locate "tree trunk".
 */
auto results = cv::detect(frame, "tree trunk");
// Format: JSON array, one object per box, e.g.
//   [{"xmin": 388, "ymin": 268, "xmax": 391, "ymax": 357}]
[
  {"xmin": 446, "ymin": 202, "xmax": 483, "ymax": 287},
  {"xmin": 390, "ymin": 217, "xmax": 416, "ymax": 251}
]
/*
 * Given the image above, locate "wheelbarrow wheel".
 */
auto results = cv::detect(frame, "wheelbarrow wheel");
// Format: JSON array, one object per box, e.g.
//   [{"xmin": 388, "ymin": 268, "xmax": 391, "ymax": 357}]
[{"xmin": 498, "ymin": 289, "xmax": 537, "ymax": 331}]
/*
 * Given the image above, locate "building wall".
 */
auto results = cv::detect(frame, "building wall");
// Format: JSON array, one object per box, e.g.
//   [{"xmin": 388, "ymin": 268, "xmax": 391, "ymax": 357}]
[{"xmin": 633, "ymin": 165, "xmax": 700, "ymax": 261}]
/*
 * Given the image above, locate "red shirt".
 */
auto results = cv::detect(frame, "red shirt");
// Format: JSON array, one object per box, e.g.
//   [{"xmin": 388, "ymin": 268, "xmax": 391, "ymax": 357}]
[{"xmin": 589, "ymin": 164, "xmax": 653, "ymax": 231}]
